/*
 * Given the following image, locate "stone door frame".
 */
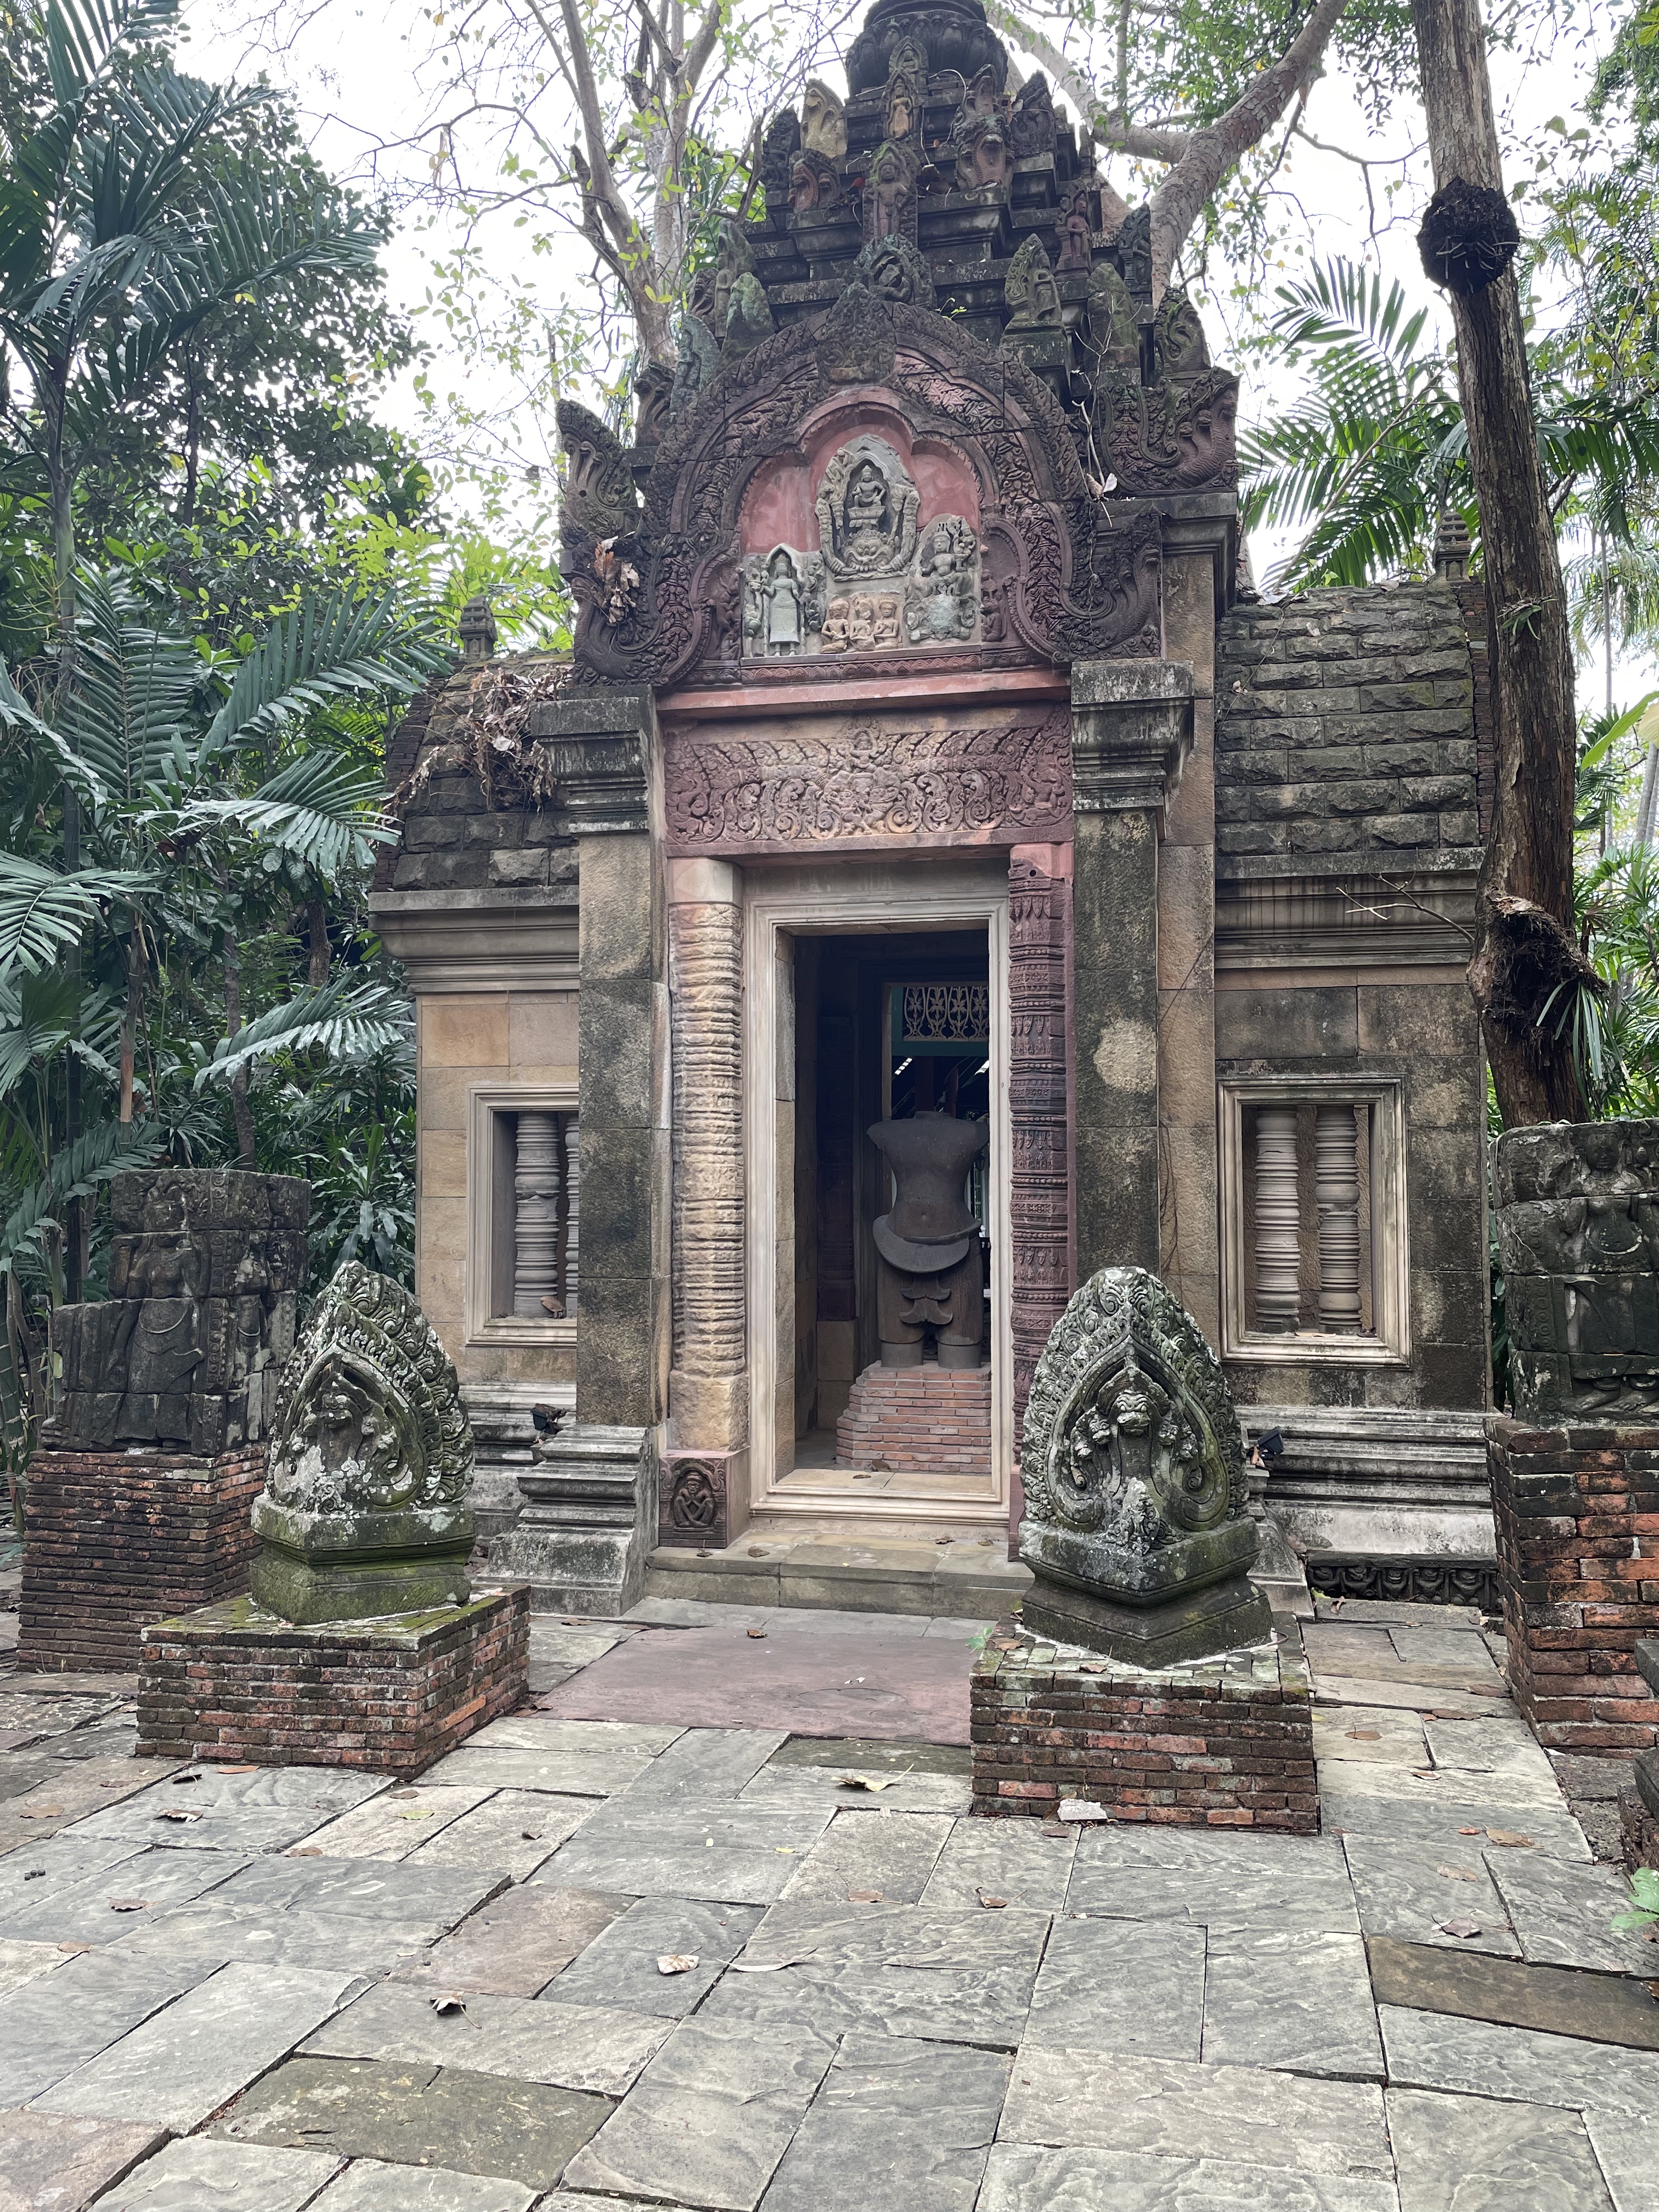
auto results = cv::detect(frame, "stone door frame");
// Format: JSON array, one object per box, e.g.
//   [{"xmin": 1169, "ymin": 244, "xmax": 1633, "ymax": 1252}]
[{"xmin": 743, "ymin": 857, "xmax": 1014, "ymax": 1522}]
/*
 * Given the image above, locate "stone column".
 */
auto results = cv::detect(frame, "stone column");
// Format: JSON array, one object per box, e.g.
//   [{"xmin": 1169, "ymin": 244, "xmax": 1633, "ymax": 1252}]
[
  {"xmin": 511, "ymin": 1110, "xmax": 572, "ymax": 1318},
  {"xmin": 1254, "ymin": 1106, "xmax": 1301, "ymax": 1331},
  {"xmin": 1315, "ymin": 1103, "xmax": 1362, "ymax": 1330},
  {"xmin": 1008, "ymin": 846, "xmax": 1073, "ymax": 1448},
  {"xmin": 1070, "ymin": 661, "xmax": 1194, "ymax": 1281}
]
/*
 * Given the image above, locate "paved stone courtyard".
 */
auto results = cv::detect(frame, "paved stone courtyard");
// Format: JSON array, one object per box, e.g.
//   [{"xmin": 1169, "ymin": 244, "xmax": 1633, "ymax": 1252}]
[{"xmin": 1, "ymin": 1554, "xmax": 1656, "ymax": 2210}]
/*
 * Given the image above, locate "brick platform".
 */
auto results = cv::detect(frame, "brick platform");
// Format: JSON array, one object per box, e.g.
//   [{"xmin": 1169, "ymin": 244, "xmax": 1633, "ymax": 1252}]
[
  {"xmin": 1489, "ymin": 1418, "xmax": 1659, "ymax": 1753},
  {"xmin": 835, "ymin": 1360, "xmax": 991, "ymax": 1476},
  {"xmin": 19, "ymin": 1446, "xmax": 264, "ymax": 1673},
  {"xmin": 136, "ymin": 1585, "xmax": 529, "ymax": 1779},
  {"xmin": 970, "ymin": 1618, "xmax": 1317, "ymax": 1832}
]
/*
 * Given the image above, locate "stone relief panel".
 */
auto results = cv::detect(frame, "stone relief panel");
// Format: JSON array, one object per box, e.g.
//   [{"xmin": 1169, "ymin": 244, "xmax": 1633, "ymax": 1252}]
[{"xmin": 663, "ymin": 704, "xmax": 1070, "ymax": 856}]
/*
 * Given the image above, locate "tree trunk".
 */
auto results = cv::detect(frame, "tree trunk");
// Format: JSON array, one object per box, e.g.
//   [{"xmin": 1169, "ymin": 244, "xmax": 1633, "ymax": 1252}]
[
  {"xmin": 222, "ymin": 929, "xmax": 257, "ymax": 1169},
  {"xmin": 306, "ymin": 896, "xmax": 330, "ymax": 987},
  {"xmin": 1410, "ymin": 0, "xmax": 1584, "ymax": 1126}
]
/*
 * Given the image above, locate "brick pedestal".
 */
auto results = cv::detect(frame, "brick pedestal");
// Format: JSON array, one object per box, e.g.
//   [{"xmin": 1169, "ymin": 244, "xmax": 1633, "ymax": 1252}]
[
  {"xmin": 1489, "ymin": 1418, "xmax": 1659, "ymax": 1752},
  {"xmin": 136, "ymin": 1585, "xmax": 529, "ymax": 1779},
  {"xmin": 835, "ymin": 1361, "xmax": 991, "ymax": 1476},
  {"xmin": 970, "ymin": 1620, "xmax": 1317, "ymax": 1832},
  {"xmin": 19, "ymin": 1446, "xmax": 264, "ymax": 1674}
]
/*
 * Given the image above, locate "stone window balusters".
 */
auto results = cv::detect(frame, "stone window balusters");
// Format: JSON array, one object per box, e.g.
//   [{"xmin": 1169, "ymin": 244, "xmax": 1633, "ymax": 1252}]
[
  {"xmin": 1253, "ymin": 1106, "xmax": 1302, "ymax": 1333},
  {"xmin": 1315, "ymin": 1103, "xmax": 1363, "ymax": 1331},
  {"xmin": 512, "ymin": 1110, "xmax": 577, "ymax": 1319}
]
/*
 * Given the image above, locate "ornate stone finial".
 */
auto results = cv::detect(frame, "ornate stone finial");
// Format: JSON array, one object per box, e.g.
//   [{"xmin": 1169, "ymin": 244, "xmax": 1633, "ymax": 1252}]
[
  {"xmin": 720, "ymin": 270, "xmax": 775, "ymax": 364},
  {"xmin": 1018, "ymin": 1266, "xmax": 1271, "ymax": 1663},
  {"xmin": 849, "ymin": 233, "xmax": 935, "ymax": 309},
  {"xmin": 815, "ymin": 434, "xmax": 920, "ymax": 580},
  {"xmin": 801, "ymin": 77, "xmax": 848, "ymax": 160},
  {"xmin": 864, "ymin": 140, "xmax": 919, "ymax": 245},
  {"xmin": 251, "ymin": 1261, "xmax": 477, "ymax": 1623},
  {"xmin": 669, "ymin": 307, "xmax": 720, "ymax": 418},
  {"xmin": 760, "ymin": 105, "xmax": 802, "ymax": 221},
  {"xmin": 952, "ymin": 108, "xmax": 1011, "ymax": 194},
  {"xmin": 556, "ymin": 399, "xmax": 640, "ymax": 543},
  {"xmin": 846, "ymin": 0, "xmax": 1007, "ymax": 98},
  {"xmin": 1152, "ymin": 289, "xmax": 1210, "ymax": 382},
  {"xmin": 458, "ymin": 594, "xmax": 497, "ymax": 665},
  {"xmin": 1003, "ymin": 234, "xmax": 1063, "ymax": 330},
  {"xmin": 1433, "ymin": 506, "xmax": 1472, "ymax": 582},
  {"xmin": 1009, "ymin": 70, "xmax": 1056, "ymax": 156}
]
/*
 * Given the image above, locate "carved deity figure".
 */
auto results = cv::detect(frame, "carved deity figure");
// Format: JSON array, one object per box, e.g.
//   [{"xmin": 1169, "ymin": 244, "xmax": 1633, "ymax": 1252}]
[
  {"xmin": 904, "ymin": 515, "xmax": 980, "ymax": 644},
  {"xmin": 864, "ymin": 142, "xmax": 917, "ymax": 244},
  {"xmin": 867, "ymin": 1113, "xmax": 990, "ymax": 1370},
  {"xmin": 1110, "ymin": 205, "xmax": 1153, "ymax": 301},
  {"xmin": 871, "ymin": 595, "xmax": 901, "ymax": 646},
  {"xmin": 850, "ymin": 234, "xmax": 935, "ymax": 309},
  {"xmin": 720, "ymin": 270, "xmax": 775, "ymax": 363},
  {"xmin": 821, "ymin": 597, "xmax": 851, "ymax": 652},
  {"xmin": 882, "ymin": 34, "xmax": 927, "ymax": 145},
  {"xmin": 712, "ymin": 215, "xmax": 755, "ymax": 336},
  {"xmin": 953, "ymin": 110, "xmax": 1011, "ymax": 193},
  {"xmin": 1055, "ymin": 184, "xmax": 1093, "ymax": 272},
  {"xmin": 790, "ymin": 150, "xmax": 841, "ymax": 212},
  {"xmin": 1087, "ymin": 259, "xmax": 1142, "ymax": 370},
  {"xmin": 1003, "ymin": 235, "xmax": 1063, "ymax": 330},
  {"xmin": 1009, "ymin": 71, "xmax": 1057, "ymax": 156},
  {"xmin": 742, "ymin": 546, "xmax": 824, "ymax": 655},
  {"xmin": 801, "ymin": 77, "xmax": 847, "ymax": 161},
  {"xmin": 816, "ymin": 436, "xmax": 919, "ymax": 580}
]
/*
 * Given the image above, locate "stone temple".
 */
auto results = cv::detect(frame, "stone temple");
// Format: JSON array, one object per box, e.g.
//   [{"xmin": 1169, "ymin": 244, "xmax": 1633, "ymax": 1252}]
[{"xmin": 375, "ymin": 0, "xmax": 1493, "ymax": 1616}]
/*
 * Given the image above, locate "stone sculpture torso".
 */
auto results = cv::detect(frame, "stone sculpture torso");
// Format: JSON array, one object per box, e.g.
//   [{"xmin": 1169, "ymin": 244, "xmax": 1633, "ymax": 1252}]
[{"xmin": 868, "ymin": 1112, "xmax": 989, "ymax": 1369}]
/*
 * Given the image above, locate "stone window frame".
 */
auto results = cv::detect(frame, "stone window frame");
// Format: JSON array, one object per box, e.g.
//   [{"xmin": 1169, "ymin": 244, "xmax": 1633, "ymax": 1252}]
[
  {"xmin": 465, "ymin": 1081, "xmax": 580, "ymax": 1350},
  {"xmin": 1217, "ymin": 1074, "xmax": 1410, "ymax": 1367}
]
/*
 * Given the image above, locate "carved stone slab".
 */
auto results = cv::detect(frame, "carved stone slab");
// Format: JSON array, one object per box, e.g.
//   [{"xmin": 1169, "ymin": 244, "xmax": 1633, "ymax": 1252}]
[{"xmin": 663, "ymin": 705, "xmax": 1070, "ymax": 857}]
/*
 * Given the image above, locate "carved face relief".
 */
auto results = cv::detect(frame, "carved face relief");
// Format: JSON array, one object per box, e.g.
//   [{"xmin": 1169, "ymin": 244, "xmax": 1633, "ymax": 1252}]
[
  {"xmin": 1005, "ymin": 236, "xmax": 1063, "ymax": 330},
  {"xmin": 790, "ymin": 150, "xmax": 840, "ymax": 212},
  {"xmin": 955, "ymin": 114, "xmax": 1009, "ymax": 193},
  {"xmin": 801, "ymin": 77, "xmax": 847, "ymax": 160},
  {"xmin": 815, "ymin": 435, "xmax": 919, "ymax": 580}
]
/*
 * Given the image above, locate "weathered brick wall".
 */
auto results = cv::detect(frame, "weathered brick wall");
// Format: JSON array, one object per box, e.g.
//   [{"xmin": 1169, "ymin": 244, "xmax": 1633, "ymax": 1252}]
[
  {"xmin": 970, "ymin": 1626, "xmax": 1317, "ymax": 1832},
  {"xmin": 1215, "ymin": 584, "xmax": 1481, "ymax": 867},
  {"xmin": 19, "ymin": 1447, "xmax": 264, "ymax": 1674},
  {"xmin": 1489, "ymin": 1419, "xmax": 1659, "ymax": 1752},
  {"xmin": 834, "ymin": 1363, "xmax": 992, "ymax": 1476},
  {"xmin": 137, "ymin": 1585, "xmax": 530, "ymax": 1778}
]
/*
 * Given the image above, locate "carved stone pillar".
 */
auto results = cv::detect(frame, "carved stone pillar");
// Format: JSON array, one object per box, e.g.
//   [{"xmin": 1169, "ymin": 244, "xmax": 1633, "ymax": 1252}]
[
  {"xmin": 512, "ymin": 1111, "xmax": 572, "ymax": 1319},
  {"xmin": 1254, "ymin": 1107, "xmax": 1301, "ymax": 1332},
  {"xmin": 1008, "ymin": 850, "xmax": 1073, "ymax": 1447},
  {"xmin": 669, "ymin": 865, "xmax": 747, "ymax": 1451},
  {"xmin": 1316, "ymin": 1104, "xmax": 1362, "ymax": 1331}
]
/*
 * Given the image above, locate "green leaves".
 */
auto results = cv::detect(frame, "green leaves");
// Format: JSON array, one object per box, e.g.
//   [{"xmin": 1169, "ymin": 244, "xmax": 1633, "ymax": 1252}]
[
  {"xmin": 193, "ymin": 970, "xmax": 411, "ymax": 1090},
  {"xmin": 1611, "ymin": 1864, "xmax": 1659, "ymax": 1932},
  {"xmin": 173, "ymin": 748, "xmax": 397, "ymax": 878},
  {"xmin": 201, "ymin": 586, "xmax": 444, "ymax": 760},
  {"xmin": 0, "ymin": 1114, "xmax": 162, "ymax": 1282},
  {"xmin": 0, "ymin": 855, "xmax": 155, "ymax": 978}
]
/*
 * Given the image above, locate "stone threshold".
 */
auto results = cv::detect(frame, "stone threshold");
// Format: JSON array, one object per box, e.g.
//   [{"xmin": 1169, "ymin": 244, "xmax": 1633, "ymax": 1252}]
[{"xmin": 645, "ymin": 1520, "xmax": 1032, "ymax": 1618}]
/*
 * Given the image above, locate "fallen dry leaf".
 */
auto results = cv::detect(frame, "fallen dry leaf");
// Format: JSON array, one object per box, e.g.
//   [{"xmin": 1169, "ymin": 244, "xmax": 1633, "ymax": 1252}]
[
  {"xmin": 520, "ymin": 1831, "xmax": 543, "ymax": 1842},
  {"xmin": 390, "ymin": 1788, "xmax": 419, "ymax": 1800},
  {"xmin": 1437, "ymin": 1866, "xmax": 1480, "ymax": 1882},
  {"xmin": 107, "ymin": 1899, "xmax": 150, "ymax": 1913},
  {"xmin": 19, "ymin": 1808, "xmax": 64, "ymax": 1820},
  {"xmin": 1437, "ymin": 1918, "xmax": 1483, "ymax": 1939},
  {"xmin": 1485, "ymin": 1830, "xmax": 1534, "ymax": 1848},
  {"xmin": 1458, "ymin": 1826, "xmax": 1483, "ymax": 1836},
  {"xmin": 747, "ymin": 1630, "xmax": 767, "ymax": 1640},
  {"xmin": 215, "ymin": 1764, "xmax": 257, "ymax": 1775},
  {"xmin": 657, "ymin": 1954, "xmax": 699, "ymax": 1976},
  {"xmin": 291, "ymin": 1848, "xmax": 323, "ymax": 1858},
  {"xmin": 848, "ymin": 1889, "xmax": 884, "ymax": 1903},
  {"xmin": 838, "ymin": 1773, "xmax": 899, "ymax": 1793},
  {"xmin": 977, "ymin": 1892, "xmax": 1009, "ymax": 1909},
  {"xmin": 156, "ymin": 1808, "xmax": 202, "ymax": 1824},
  {"xmin": 56, "ymin": 1941, "xmax": 92, "ymax": 1954},
  {"xmin": 170, "ymin": 1772, "xmax": 200, "ymax": 1785},
  {"xmin": 430, "ymin": 1995, "xmax": 468, "ymax": 2016}
]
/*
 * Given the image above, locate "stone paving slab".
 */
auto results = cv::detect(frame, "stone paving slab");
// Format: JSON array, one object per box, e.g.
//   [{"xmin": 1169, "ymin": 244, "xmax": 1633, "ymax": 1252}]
[
  {"xmin": 1313, "ymin": 1599, "xmax": 1483, "ymax": 1630},
  {"xmin": 0, "ymin": 1755, "xmax": 183, "ymax": 1850},
  {"xmin": 90, "ymin": 2137, "xmax": 343, "ymax": 2211},
  {"xmin": 68, "ymin": 1764, "xmax": 387, "ymax": 1853},
  {"xmin": 1340, "ymin": 1836, "xmax": 1521, "ymax": 1958},
  {"xmin": 541, "ymin": 1797, "xmax": 836, "ymax": 1905},
  {"xmin": 1582, "ymin": 2109, "xmax": 1659, "ymax": 2212},
  {"xmin": 216, "ymin": 2057, "xmax": 611, "ymax": 2192},
  {"xmin": 1367, "ymin": 1936, "xmax": 1659, "ymax": 2050},
  {"xmin": 1066, "ymin": 1827, "xmax": 1361, "ymax": 1934},
  {"xmin": 108, "ymin": 1899, "xmax": 441, "ymax": 1979},
  {"xmin": 0, "ymin": 1949, "xmax": 202, "ymax": 2106},
  {"xmin": 1386, "ymin": 2086, "xmax": 1613, "ymax": 2211},
  {"xmin": 1483, "ymin": 1851, "xmax": 1654, "ymax": 1975},
  {"xmin": 1378, "ymin": 2004, "xmax": 1659, "ymax": 2114},
  {"xmin": 0, "ymin": 1841, "xmax": 247, "ymax": 1944},
  {"xmin": 405, "ymin": 1790, "xmax": 596, "ymax": 1880},
  {"xmin": 305, "ymin": 1981, "xmax": 670, "ymax": 2095},
  {"xmin": 538, "ymin": 1895, "xmax": 764, "ymax": 2018},
  {"xmin": 616, "ymin": 1727, "xmax": 787, "ymax": 1803},
  {"xmin": 427, "ymin": 1718, "xmax": 684, "ymax": 1796},
  {"xmin": 1309, "ymin": 1675, "xmax": 1513, "ymax": 1719},
  {"xmin": 997, "ymin": 2047, "xmax": 1394, "ymax": 2177},
  {"xmin": 44, "ymin": 1718, "xmax": 140, "ymax": 1764},
  {"xmin": 1320, "ymin": 1773, "xmax": 1591, "ymax": 1858},
  {"xmin": 1312, "ymin": 1706, "xmax": 1431, "ymax": 1767},
  {"xmin": 309, "ymin": 2159, "xmax": 538, "ymax": 2211},
  {"xmin": 767, "ymin": 1733, "xmax": 972, "ymax": 1775},
  {"xmin": 704, "ymin": 1901, "xmax": 1047, "ymax": 2049},
  {"xmin": 0, "ymin": 1690, "xmax": 119, "ymax": 1735},
  {"xmin": 538, "ymin": 1618, "xmax": 973, "ymax": 1743},
  {"xmin": 1424, "ymin": 1717, "xmax": 1559, "ymax": 1785},
  {"xmin": 210, "ymin": 1850, "xmax": 506, "ymax": 1927},
  {"xmin": 780, "ymin": 1807, "xmax": 953, "ymax": 1903},
  {"xmin": 977, "ymin": 2143, "xmax": 1402, "ymax": 2211},
  {"xmin": 394, "ymin": 1883, "xmax": 630, "ymax": 1998},
  {"xmin": 1389, "ymin": 1627, "xmax": 1504, "ymax": 1674},
  {"xmin": 761, "ymin": 2029, "xmax": 1009, "ymax": 2212},
  {"xmin": 1202, "ymin": 1929, "xmax": 1383, "ymax": 2081},
  {"xmin": 1024, "ymin": 1915, "xmax": 1204, "ymax": 2061},
  {"xmin": 0, "ymin": 2109, "xmax": 167, "ymax": 2212},
  {"xmin": 0, "ymin": 1834, "xmax": 142, "ymax": 1912},
  {"xmin": 526, "ymin": 1622, "xmax": 635, "ymax": 1667},
  {"xmin": 35, "ymin": 1959, "xmax": 357, "ymax": 2131},
  {"xmin": 561, "ymin": 2016, "xmax": 837, "ymax": 2212},
  {"xmin": 918, "ymin": 1818, "xmax": 1075, "ymax": 1912},
  {"xmin": 0, "ymin": 1934, "xmax": 71, "ymax": 1997},
  {"xmin": 737, "ymin": 1762, "xmax": 970, "ymax": 1816},
  {"xmin": 294, "ymin": 1784, "xmax": 497, "ymax": 1861}
]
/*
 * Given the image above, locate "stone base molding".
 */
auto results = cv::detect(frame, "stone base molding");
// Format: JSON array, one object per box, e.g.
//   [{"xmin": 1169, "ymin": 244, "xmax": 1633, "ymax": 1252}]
[
  {"xmin": 1489, "ymin": 1418, "xmax": 1659, "ymax": 1753},
  {"xmin": 136, "ymin": 1587, "xmax": 528, "ymax": 1778},
  {"xmin": 659, "ymin": 1448, "xmax": 747, "ymax": 1551},
  {"xmin": 970, "ymin": 1621, "xmax": 1317, "ymax": 1831},
  {"xmin": 834, "ymin": 1362, "xmax": 992, "ymax": 1477},
  {"xmin": 489, "ymin": 1421, "xmax": 658, "ymax": 1615},
  {"xmin": 19, "ymin": 1446, "xmax": 264, "ymax": 1674}
]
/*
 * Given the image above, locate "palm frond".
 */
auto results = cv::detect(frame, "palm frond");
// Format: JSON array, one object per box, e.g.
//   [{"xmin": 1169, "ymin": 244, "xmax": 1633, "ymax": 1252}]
[
  {"xmin": 202, "ymin": 589, "xmax": 444, "ymax": 760},
  {"xmin": 0, "ymin": 1115, "xmax": 163, "ymax": 1279},
  {"xmin": 0, "ymin": 855, "xmax": 155, "ymax": 977},
  {"xmin": 56, "ymin": 568, "xmax": 200, "ymax": 799},
  {"xmin": 0, "ymin": 971, "xmax": 84, "ymax": 1098},
  {"xmin": 194, "ymin": 972, "xmax": 412, "ymax": 1090},
  {"xmin": 172, "ymin": 749, "xmax": 397, "ymax": 876}
]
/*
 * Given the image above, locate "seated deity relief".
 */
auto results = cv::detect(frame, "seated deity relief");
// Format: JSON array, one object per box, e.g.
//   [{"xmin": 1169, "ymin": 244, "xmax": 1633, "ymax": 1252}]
[{"xmin": 741, "ymin": 436, "xmax": 981, "ymax": 658}]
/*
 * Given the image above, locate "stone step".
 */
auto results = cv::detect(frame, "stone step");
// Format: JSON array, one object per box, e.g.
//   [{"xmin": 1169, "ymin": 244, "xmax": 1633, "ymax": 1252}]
[{"xmin": 645, "ymin": 1524, "xmax": 1032, "ymax": 1618}]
